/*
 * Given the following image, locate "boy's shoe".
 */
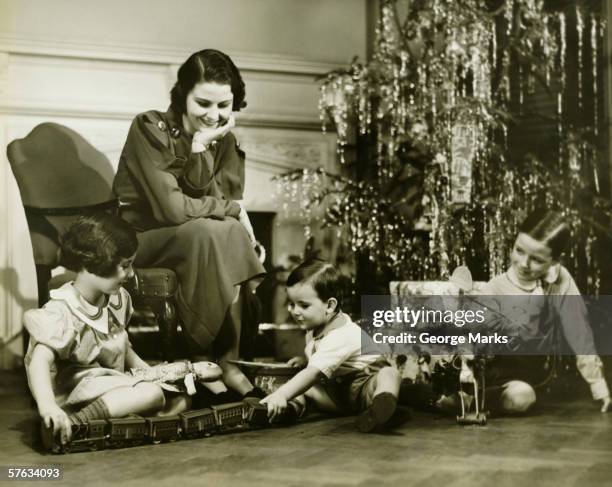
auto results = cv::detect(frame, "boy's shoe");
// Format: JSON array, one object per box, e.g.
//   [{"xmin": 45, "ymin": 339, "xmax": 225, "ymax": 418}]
[{"xmin": 356, "ymin": 392, "xmax": 398, "ymax": 433}]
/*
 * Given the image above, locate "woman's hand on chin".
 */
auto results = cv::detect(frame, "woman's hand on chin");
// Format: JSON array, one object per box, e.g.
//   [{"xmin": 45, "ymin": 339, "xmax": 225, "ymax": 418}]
[{"xmin": 191, "ymin": 115, "xmax": 236, "ymax": 153}]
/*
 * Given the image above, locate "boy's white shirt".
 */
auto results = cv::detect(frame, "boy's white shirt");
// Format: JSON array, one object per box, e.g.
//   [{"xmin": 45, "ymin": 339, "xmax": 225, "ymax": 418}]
[{"xmin": 304, "ymin": 312, "xmax": 382, "ymax": 379}]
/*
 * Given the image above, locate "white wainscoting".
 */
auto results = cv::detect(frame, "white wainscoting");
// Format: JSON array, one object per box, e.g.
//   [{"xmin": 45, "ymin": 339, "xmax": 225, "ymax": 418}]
[{"xmin": 0, "ymin": 39, "xmax": 338, "ymax": 368}]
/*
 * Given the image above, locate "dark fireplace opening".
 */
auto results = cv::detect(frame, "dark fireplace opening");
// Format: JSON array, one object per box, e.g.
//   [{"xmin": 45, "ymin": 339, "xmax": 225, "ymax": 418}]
[{"xmin": 248, "ymin": 211, "xmax": 277, "ymax": 325}]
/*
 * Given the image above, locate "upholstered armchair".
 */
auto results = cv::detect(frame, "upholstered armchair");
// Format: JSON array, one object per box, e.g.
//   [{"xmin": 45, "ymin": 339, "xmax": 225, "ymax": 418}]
[{"xmin": 7, "ymin": 123, "xmax": 179, "ymax": 360}]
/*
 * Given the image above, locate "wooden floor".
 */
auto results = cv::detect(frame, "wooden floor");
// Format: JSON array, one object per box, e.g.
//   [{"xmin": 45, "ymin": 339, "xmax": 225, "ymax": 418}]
[{"xmin": 1, "ymin": 370, "xmax": 611, "ymax": 487}]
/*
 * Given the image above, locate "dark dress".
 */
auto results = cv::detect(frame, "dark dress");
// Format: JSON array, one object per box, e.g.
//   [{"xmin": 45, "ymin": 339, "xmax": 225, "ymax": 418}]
[{"xmin": 113, "ymin": 107, "xmax": 265, "ymax": 352}]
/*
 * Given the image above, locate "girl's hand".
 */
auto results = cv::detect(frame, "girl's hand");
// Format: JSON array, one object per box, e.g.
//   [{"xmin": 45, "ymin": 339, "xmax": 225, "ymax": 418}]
[
  {"xmin": 260, "ymin": 392, "xmax": 288, "ymax": 420},
  {"xmin": 600, "ymin": 395, "xmax": 611, "ymax": 413},
  {"xmin": 192, "ymin": 115, "xmax": 236, "ymax": 152},
  {"xmin": 39, "ymin": 403, "xmax": 72, "ymax": 444},
  {"xmin": 287, "ymin": 356, "xmax": 307, "ymax": 368}
]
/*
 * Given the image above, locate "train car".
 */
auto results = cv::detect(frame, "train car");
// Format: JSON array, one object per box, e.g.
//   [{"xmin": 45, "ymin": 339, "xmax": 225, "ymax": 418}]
[
  {"xmin": 106, "ymin": 416, "xmax": 147, "ymax": 448},
  {"xmin": 242, "ymin": 399, "xmax": 269, "ymax": 429},
  {"xmin": 211, "ymin": 402, "xmax": 246, "ymax": 431},
  {"xmin": 146, "ymin": 415, "xmax": 182, "ymax": 443},
  {"xmin": 179, "ymin": 408, "xmax": 217, "ymax": 438}
]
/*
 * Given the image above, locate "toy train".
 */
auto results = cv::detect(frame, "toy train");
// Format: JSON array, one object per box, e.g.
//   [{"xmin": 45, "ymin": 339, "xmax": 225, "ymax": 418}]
[{"xmin": 42, "ymin": 400, "xmax": 269, "ymax": 454}]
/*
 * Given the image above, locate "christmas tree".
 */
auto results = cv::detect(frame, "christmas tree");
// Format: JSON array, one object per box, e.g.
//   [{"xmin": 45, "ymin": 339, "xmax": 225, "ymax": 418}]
[{"xmin": 277, "ymin": 0, "xmax": 610, "ymax": 294}]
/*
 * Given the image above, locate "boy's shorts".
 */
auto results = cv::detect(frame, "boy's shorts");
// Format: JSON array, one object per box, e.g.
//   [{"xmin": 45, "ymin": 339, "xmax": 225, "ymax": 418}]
[{"xmin": 320, "ymin": 357, "xmax": 392, "ymax": 414}]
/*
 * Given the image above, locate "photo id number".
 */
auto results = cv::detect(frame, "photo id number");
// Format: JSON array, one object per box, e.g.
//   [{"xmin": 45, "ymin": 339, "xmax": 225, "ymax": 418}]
[{"xmin": 1, "ymin": 466, "xmax": 63, "ymax": 481}]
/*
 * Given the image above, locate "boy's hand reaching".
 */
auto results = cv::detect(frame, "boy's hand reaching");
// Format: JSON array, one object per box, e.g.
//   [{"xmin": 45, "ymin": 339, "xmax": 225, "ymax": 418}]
[
  {"xmin": 287, "ymin": 356, "xmax": 307, "ymax": 368},
  {"xmin": 260, "ymin": 392, "xmax": 288, "ymax": 420}
]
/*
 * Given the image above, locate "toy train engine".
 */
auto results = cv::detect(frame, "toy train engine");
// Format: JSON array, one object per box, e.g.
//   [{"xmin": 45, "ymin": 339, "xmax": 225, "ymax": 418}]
[
  {"xmin": 180, "ymin": 408, "xmax": 217, "ymax": 438},
  {"xmin": 242, "ymin": 399, "xmax": 269, "ymax": 428},
  {"xmin": 211, "ymin": 402, "xmax": 246, "ymax": 431},
  {"xmin": 41, "ymin": 419, "xmax": 107, "ymax": 454},
  {"xmin": 146, "ymin": 416, "xmax": 182, "ymax": 443},
  {"xmin": 106, "ymin": 417, "xmax": 147, "ymax": 448},
  {"xmin": 63, "ymin": 420, "xmax": 107, "ymax": 453}
]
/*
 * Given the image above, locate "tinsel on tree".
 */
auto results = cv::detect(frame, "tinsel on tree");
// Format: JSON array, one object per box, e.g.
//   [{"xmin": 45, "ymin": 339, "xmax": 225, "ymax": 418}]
[{"xmin": 276, "ymin": 0, "xmax": 610, "ymax": 293}]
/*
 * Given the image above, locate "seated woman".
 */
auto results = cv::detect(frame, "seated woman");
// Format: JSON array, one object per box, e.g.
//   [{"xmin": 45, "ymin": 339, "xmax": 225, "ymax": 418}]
[
  {"xmin": 25, "ymin": 214, "xmax": 190, "ymax": 447},
  {"xmin": 480, "ymin": 210, "xmax": 610, "ymax": 414},
  {"xmin": 113, "ymin": 49, "xmax": 265, "ymax": 398}
]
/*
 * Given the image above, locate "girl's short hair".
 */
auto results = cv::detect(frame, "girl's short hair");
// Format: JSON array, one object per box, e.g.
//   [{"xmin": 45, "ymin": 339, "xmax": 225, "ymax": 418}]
[
  {"xmin": 59, "ymin": 214, "xmax": 138, "ymax": 277},
  {"xmin": 518, "ymin": 210, "xmax": 570, "ymax": 260},
  {"xmin": 170, "ymin": 49, "xmax": 246, "ymax": 114},
  {"xmin": 287, "ymin": 259, "xmax": 346, "ymax": 309}
]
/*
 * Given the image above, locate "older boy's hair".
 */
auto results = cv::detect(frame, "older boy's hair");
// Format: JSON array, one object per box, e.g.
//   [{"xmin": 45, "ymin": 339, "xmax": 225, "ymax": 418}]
[
  {"xmin": 519, "ymin": 209, "xmax": 570, "ymax": 260},
  {"xmin": 286, "ymin": 259, "xmax": 345, "ymax": 309},
  {"xmin": 59, "ymin": 214, "xmax": 138, "ymax": 277}
]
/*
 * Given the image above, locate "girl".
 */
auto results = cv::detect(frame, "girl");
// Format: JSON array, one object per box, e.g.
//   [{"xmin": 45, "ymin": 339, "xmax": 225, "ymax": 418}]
[
  {"xmin": 113, "ymin": 49, "xmax": 266, "ymax": 399},
  {"xmin": 482, "ymin": 210, "xmax": 610, "ymax": 413},
  {"xmin": 25, "ymin": 214, "xmax": 189, "ymax": 447}
]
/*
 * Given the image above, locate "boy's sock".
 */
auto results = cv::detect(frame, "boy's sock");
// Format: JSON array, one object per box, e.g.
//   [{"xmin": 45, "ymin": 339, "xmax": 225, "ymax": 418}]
[
  {"xmin": 68, "ymin": 397, "xmax": 111, "ymax": 425},
  {"xmin": 356, "ymin": 392, "xmax": 398, "ymax": 433}
]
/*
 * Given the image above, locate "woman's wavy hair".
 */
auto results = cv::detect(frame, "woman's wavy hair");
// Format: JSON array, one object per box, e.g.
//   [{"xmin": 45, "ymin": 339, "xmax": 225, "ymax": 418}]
[
  {"xmin": 59, "ymin": 214, "xmax": 138, "ymax": 277},
  {"xmin": 518, "ymin": 209, "xmax": 570, "ymax": 260},
  {"xmin": 170, "ymin": 49, "xmax": 246, "ymax": 114}
]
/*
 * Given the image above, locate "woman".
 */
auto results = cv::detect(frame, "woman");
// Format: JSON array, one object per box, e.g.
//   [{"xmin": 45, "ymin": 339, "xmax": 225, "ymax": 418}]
[
  {"xmin": 113, "ymin": 49, "xmax": 265, "ymax": 398},
  {"xmin": 481, "ymin": 210, "xmax": 610, "ymax": 414}
]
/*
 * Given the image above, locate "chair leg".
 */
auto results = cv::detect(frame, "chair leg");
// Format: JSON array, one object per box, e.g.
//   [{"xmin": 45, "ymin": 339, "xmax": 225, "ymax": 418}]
[
  {"xmin": 25, "ymin": 265, "xmax": 53, "ymax": 357},
  {"xmin": 35, "ymin": 265, "xmax": 52, "ymax": 307},
  {"xmin": 151, "ymin": 298, "xmax": 178, "ymax": 362}
]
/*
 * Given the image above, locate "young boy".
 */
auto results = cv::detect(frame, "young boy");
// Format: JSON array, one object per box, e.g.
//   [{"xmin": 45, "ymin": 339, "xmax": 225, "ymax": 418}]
[{"xmin": 260, "ymin": 259, "xmax": 402, "ymax": 432}]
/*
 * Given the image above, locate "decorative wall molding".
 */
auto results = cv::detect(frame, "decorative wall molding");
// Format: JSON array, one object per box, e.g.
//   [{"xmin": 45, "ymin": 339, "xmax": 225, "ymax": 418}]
[
  {"xmin": 0, "ymin": 34, "xmax": 343, "ymax": 76},
  {"xmin": 0, "ymin": 105, "xmax": 323, "ymax": 131},
  {"xmin": 0, "ymin": 53, "xmax": 8, "ymax": 98},
  {"xmin": 0, "ymin": 49, "xmax": 329, "ymax": 130}
]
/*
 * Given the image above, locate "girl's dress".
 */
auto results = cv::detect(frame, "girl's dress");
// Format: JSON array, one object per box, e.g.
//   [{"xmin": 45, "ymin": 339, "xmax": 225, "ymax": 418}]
[
  {"xmin": 24, "ymin": 282, "xmax": 142, "ymax": 409},
  {"xmin": 112, "ymin": 107, "xmax": 265, "ymax": 352}
]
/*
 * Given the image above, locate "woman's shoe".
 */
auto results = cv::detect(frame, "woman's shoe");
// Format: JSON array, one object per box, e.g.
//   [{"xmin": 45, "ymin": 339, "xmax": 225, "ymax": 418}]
[{"xmin": 243, "ymin": 386, "xmax": 267, "ymax": 400}]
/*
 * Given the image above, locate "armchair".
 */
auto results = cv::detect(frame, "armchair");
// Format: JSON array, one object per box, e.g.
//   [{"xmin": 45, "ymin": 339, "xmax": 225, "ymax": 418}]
[{"xmin": 7, "ymin": 123, "xmax": 179, "ymax": 360}]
